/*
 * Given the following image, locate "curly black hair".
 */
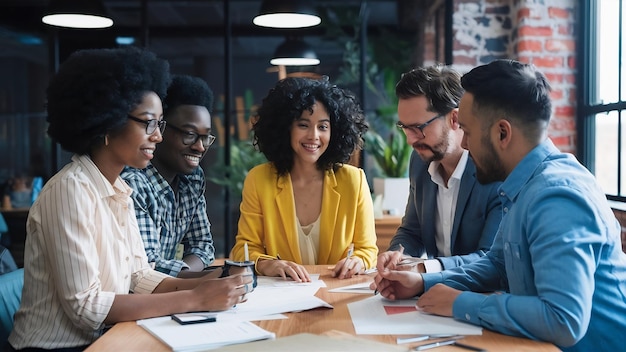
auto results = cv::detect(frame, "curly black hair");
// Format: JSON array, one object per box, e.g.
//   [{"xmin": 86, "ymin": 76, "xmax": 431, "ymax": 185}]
[
  {"xmin": 46, "ymin": 46, "xmax": 171, "ymax": 155},
  {"xmin": 163, "ymin": 74, "xmax": 214, "ymax": 119},
  {"xmin": 253, "ymin": 77, "xmax": 367, "ymax": 176}
]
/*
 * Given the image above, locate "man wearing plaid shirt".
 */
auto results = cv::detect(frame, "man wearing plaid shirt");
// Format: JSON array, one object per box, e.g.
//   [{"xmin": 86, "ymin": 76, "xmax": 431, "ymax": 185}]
[{"xmin": 122, "ymin": 75, "xmax": 217, "ymax": 277}]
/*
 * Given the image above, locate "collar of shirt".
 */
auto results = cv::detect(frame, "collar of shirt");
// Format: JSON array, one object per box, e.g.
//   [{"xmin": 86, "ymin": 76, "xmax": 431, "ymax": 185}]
[
  {"xmin": 428, "ymin": 149, "xmax": 469, "ymax": 189},
  {"xmin": 498, "ymin": 139, "xmax": 558, "ymax": 203}
]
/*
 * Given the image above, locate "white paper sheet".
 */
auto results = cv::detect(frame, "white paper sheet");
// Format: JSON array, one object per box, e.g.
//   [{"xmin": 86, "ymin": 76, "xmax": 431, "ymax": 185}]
[
  {"xmin": 137, "ymin": 317, "xmax": 275, "ymax": 352},
  {"xmin": 347, "ymin": 295, "xmax": 482, "ymax": 335},
  {"xmin": 328, "ymin": 281, "xmax": 375, "ymax": 294}
]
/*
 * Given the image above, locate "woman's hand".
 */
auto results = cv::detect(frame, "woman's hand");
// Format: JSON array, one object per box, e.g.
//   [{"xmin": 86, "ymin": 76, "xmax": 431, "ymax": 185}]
[
  {"xmin": 331, "ymin": 257, "xmax": 364, "ymax": 279},
  {"xmin": 256, "ymin": 259, "xmax": 311, "ymax": 282},
  {"xmin": 192, "ymin": 274, "xmax": 253, "ymax": 311}
]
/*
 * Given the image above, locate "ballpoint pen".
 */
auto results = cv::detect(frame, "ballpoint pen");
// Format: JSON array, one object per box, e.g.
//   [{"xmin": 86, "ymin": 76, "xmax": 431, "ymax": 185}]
[
  {"xmin": 397, "ymin": 334, "xmax": 457, "ymax": 344},
  {"xmin": 374, "ymin": 244, "xmax": 405, "ymax": 295},
  {"xmin": 244, "ymin": 242, "xmax": 249, "ymax": 262},
  {"xmin": 414, "ymin": 336, "xmax": 463, "ymax": 351}
]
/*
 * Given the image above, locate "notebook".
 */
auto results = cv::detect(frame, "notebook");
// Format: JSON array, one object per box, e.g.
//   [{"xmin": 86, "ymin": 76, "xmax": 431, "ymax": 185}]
[{"xmin": 137, "ymin": 316, "xmax": 275, "ymax": 352}]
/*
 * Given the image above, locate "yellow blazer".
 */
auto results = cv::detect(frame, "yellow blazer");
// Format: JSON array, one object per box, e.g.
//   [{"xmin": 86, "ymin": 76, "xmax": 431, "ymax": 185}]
[{"xmin": 230, "ymin": 162, "xmax": 378, "ymax": 269}]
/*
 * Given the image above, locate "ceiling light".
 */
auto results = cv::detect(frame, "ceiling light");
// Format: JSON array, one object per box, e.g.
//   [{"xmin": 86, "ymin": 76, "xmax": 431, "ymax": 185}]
[
  {"xmin": 270, "ymin": 37, "xmax": 320, "ymax": 66},
  {"xmin": 253, "ymin": 0, "xmax": 321, "ymax": 29},
  {"xmin": 42, "ymin": 0, "xmax": 113, "ymax": 29}
]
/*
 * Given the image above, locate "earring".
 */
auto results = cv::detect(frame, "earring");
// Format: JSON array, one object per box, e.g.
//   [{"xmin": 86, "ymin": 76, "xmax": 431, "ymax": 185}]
[{"xmin": 104, "ymin": 135, "xmax": 109, "ymax": 146}]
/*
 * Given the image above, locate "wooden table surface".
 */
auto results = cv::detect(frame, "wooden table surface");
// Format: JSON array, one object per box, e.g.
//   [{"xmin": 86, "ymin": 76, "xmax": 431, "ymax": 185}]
[{"xmin": 86, "ymin": 265, "xmax": 558, "ymax": 352}]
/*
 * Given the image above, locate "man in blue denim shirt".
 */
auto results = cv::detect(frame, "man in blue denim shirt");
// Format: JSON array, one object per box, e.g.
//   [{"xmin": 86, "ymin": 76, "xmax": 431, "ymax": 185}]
[{"xmin": 372, "ymin": 60, "xmax": 626, "ymax": 352}]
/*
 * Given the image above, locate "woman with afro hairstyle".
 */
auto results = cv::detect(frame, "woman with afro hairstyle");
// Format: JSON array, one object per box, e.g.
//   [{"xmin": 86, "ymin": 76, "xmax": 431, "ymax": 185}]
[
  {"xmin": 230, "ymin": 77, "xmax": 378, "ymax": 282},
  {"xmin": 8, "ymin": 47, "xmax": 251, "ymax": 351}
]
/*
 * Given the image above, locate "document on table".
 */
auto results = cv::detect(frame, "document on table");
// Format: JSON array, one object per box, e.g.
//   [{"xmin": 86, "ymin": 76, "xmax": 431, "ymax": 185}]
[
  {"xmin": 137, "ymin": 317, "xmax": 275, "ymax": 352},
  {"xmin": 347, "ymin": 295, "xmax": 482, "ymax": 336},
  {"xmin": 328, "ymin": 281, "xmax": 375, "ymax": 294},
  {"xmin": 223, "ymin": 273, "xmax": 331, "ymax": 320}
]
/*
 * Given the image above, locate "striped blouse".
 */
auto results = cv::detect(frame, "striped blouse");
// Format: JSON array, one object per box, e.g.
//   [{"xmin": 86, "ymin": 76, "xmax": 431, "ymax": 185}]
[{"xmin": 9, "ymin": 155, "xmax": 169, "ymax": 349}]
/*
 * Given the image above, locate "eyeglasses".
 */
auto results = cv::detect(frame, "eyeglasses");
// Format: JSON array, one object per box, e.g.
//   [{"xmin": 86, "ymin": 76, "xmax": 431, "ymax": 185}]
[
  {"xmin": 396, "ymin": 113, "xmax": 444, "ymax": 138},
  {"xmin": 166, "ymin": 123, "xmax": 216, "ymax": 148},
  {"xmin": 127, "ymin": 115, "xmax": 166, "ymax": 135}
]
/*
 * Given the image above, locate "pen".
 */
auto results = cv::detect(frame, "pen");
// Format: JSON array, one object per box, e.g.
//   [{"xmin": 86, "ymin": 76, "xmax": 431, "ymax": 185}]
[
  {"xmin": 276, "ymin": 253, "xmax": 281, "ymax": 260},
  {"xmin": 453, "ymin": 342, "xmax": 487, "ymax": 352},
  {"xmin": 374, "ymin": 244, "xmax": 405, "ymax": 296},
  {"xmin": 339, "ymin": 243, "xmax": 353, "ymax": 268},
  {"xmin": 414, "ymin": 336, "xmax": 463, "ymax": 351},
  {"xmin": 397, "ymin": 335, "xmax": 457, "ymax": 344},
  {"xmin": 244, "ymin": 242, "xmax": 249, "ymax": 262}
]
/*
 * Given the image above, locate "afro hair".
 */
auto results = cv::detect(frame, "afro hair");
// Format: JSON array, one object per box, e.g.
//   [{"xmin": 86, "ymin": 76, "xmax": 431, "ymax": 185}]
[{"xmin": 46, "ymin": 46, "xmax": 171, "ymax": 155}]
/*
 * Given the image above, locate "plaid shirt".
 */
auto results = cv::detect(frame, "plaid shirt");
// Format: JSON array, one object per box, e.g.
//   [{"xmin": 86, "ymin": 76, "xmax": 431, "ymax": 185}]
[{"xmin": 121, "ymin": 164, "xmax": 215, "ymax": 276}]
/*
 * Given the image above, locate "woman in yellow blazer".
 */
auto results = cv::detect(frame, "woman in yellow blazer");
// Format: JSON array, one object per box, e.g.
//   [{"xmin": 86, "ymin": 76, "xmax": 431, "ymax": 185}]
[{"xmin": 230, "ymin": 77, "xmax": 378, "ymax": 281}]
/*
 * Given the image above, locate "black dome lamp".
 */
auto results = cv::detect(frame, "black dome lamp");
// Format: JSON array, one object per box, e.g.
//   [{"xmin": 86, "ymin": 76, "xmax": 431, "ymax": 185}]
[
  {"xmin": 253, "ymin": 0, "xmax": 321, "ymax": 29},
  {"xmin": 42, "ymin": 0, "xmax": 113, "ymax": 29},
  {"xmin": 270, "ymin": 37, "xmax": 320, "ymax": 66}
]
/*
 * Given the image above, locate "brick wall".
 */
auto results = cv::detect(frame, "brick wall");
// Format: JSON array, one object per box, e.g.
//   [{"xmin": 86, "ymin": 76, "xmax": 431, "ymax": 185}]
[
  {"xmin": 423, "ymin": 0, "xmax": 626, "ymax": 251},
  {"xmin": 424, "ymin": 0, "xmax": 577, "ymax": 153}
]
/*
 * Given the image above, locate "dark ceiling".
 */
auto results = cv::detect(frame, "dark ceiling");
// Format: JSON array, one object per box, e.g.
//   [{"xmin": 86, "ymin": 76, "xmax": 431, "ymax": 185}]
[{"xmin": 0, "ymin": 0, "xmax": 425, "ymax": 71}]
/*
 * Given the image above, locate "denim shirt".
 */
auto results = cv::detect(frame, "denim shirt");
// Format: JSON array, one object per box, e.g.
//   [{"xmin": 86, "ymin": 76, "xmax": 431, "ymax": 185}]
[{"xmin": 422, "ymin": 139, "xmax": 626, "ymax": 352}]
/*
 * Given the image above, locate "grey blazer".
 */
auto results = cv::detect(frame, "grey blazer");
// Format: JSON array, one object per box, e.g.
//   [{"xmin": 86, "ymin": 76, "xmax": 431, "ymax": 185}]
[{"xmin": 388, "ymin": 151, "xmax": 502, "ymax": 269}]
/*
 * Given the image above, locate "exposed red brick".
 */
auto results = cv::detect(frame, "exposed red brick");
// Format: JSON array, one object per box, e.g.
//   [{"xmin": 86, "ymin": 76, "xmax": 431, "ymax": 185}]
[
  {"xmin": 518, "ymin": 40, "xmax": 543, "ymax": 52},
  {"xmin": 519, "ymin": 25, "xmax": 553, "ymax": 37},
  {"xmin": 546, "ymin": 39, "xmax": 575, "ymax": 52},
  {"xmin": 567, "ymin": 56, "xmax": 576, "ymax": 69},
  {"xmin": 518, "ymin": 8, "xmax": 530, "ymax": 18},
  {"xmin": 554, "ymin": 105, "xmax": 575, "ymax": 117},
  {"xmin": 550, "ymin": 89, "xmax": 564, "ymax": 101},
  {"xmin": 550, "ymin": 135, "xmax": 572, "ymax": 149},
  {"xmin": 549, "ymin": 7, "xmax": 570, "ymax": 19},
  {"xmin": 533, "ymin": 56, "xmax": 564, "ymax": 68}
]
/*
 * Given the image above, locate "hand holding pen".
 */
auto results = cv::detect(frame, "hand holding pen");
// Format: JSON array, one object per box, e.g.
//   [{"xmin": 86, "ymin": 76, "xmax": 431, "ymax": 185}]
[
  {"xmin": 332, "ymin": 243, "xmax": 363, "ymax": 279},
  {"xmin": 370, "ymin": 245, "xmax": 425, "ymax": 299}
]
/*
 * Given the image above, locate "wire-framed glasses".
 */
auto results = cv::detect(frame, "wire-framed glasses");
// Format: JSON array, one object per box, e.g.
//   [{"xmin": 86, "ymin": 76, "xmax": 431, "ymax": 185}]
[
  {"xmin": 167, "ymin": 123, "xmax": 216, "ymax": 148},
  {"xmin": 127, "ymin": 114, "xmax": 167, "ymax": 135},
  {"xmin": 396, "ymin": 113, "xmax": 444, "ymax": 138}
]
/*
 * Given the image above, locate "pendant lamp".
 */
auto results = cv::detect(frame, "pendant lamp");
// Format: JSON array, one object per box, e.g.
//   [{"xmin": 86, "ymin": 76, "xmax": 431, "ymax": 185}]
[
  {"xmin": 253, "ymin": 0, "xmax": 321, "ymax": 29},
  {"xmin": 270, "ymin": 37, "xmax": 320, "ymax": 66},
  {"xmin": 42, "ymin": 0, "xmax": 113, "ymax": 29}
]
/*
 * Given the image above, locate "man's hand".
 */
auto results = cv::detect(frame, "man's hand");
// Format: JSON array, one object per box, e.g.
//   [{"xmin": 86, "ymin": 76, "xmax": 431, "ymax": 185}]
[
  {"xmin": 416, "ymin": 283, "xmax": 461, "ymax": 316},
  {"xmin": 369, "ymin": 268, "xmax": 424, "ymax": 300}
]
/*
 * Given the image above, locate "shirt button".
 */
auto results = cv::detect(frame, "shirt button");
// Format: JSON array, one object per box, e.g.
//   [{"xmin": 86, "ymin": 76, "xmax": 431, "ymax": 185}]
[
  {"xmin": 126, "ymin": 257, "xmax": 130, "ymax": 261},
  {"xmin": 500, "ymin": 192, "xmax": 505, "ymax": 196},
  {"xmin": 504, "ymin": 243, "xmax": 509, "ymax": 250},
  {"xmin": 465, "ymin": 313, "xmax": 471, "ymax": 321},
  {"xmin": 503, "ymin": 207, "xmax": 508, "ymax": 212}
]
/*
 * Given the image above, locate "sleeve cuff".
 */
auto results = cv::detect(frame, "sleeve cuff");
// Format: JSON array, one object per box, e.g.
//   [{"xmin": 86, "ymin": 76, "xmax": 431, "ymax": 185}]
[
  {"xmin": 452, "ymin": 291, "xmax": 487, "ymax": 326},
  {"xmin": 423, "ymin": 259, "xmax": 443, "ymax": 273}
]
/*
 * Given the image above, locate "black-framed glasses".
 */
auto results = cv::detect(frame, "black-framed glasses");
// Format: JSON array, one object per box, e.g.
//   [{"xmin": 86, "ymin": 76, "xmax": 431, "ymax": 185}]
[
  {"xmin": 127, "ymin": 115, "xmax": 166, "ymax": 135},
  {"xmin": 396, "ymin": 113, "xmax": 444, "ymax": 138},
  {"xmin": 166, "ymin": 123, "xmax": 216, "ymax": 148}
]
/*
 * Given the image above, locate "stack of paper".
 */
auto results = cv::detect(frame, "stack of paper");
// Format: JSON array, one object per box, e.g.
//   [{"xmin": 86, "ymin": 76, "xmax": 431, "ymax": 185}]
[
  {"xmin": 137, "ymin": 317, "xmax": 275, "ymax": 352},
  {"xmin": 347, "ymin": 296, "xmax": 483, "ymax": 336}
]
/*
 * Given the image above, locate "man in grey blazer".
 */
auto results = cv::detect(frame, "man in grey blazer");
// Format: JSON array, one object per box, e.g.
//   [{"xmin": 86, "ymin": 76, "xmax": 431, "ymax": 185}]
[{"xmin": 387, "ymin": 65, "xmax": 502, "ymax": 273}]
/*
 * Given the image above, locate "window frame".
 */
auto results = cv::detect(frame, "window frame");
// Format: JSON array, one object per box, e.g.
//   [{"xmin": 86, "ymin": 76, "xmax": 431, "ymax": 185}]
[{"xmin": 577, "ymin": 0, "xmax": 626, "ymax": 202}]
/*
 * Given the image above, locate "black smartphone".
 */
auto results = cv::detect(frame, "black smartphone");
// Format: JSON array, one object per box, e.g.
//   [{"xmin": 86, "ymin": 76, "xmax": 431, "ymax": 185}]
[{"xmin": 171, "ymin": 313, "xmax": 217, "ymax": 325}]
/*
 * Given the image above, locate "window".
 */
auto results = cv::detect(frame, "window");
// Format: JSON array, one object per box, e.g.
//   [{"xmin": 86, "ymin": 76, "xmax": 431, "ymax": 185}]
[{"xmin": 579, "ymin": 0, "xmax": 626, "ymax": 201}]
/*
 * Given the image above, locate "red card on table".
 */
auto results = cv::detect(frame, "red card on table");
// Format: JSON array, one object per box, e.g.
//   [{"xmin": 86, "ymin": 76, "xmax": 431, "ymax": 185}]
[{"xmin": 383, "ymin": 305, "xmax": 417, "ymax": 315}]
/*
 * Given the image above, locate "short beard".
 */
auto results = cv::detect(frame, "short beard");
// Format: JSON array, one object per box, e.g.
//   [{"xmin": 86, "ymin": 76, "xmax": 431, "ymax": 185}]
[{"xmin": 474, "ymin": 134, "xmax": 506, "ymax": 184}]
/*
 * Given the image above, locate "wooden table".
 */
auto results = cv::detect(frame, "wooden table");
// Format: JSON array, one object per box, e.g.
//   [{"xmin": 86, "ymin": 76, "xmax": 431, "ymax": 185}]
[{"xmin": 86, "ymin": 266, "xmax": 558, "ymax": 352}]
